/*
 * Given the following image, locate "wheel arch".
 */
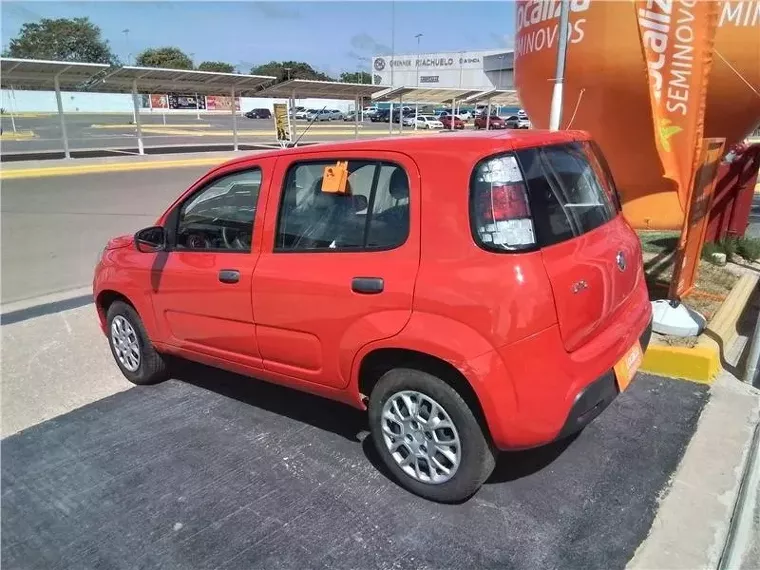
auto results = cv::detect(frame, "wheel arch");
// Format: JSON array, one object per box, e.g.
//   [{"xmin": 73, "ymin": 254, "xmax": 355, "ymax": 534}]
[{"xmin": 357, "ymin": 347, "xmax": 494, "ymax": 442}]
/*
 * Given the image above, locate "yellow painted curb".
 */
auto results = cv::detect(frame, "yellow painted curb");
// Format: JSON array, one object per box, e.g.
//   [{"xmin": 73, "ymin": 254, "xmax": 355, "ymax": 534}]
[
  {"xmin": 641, "ymin": 344, "xmax": 719, "ymax": 384},
  {"xmin": 0, "ymin": 156, "xmax": 231, "ymax": 180},
  {"xmin": 91, "ymin": 124, "xmax": 213, "ymax": 129},
  {"xmin": 641, "ymin": 273, "xmax": 759, "ymax": 383},
  {"xmin": 0, "ymin": 130, "xmax": 36, "ymax": 140}
]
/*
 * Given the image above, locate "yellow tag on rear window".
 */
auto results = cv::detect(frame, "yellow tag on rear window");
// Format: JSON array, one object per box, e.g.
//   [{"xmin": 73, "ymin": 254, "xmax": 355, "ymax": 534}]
[{"xmin": 321, "ymin": 161, "xmax": 349, "ymax": 193}]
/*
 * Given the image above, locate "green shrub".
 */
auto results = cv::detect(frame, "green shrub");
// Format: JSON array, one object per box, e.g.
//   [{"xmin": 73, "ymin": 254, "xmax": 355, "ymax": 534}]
[
  {"xmin": 701, "ymin": 241, "xmax": 722, "ymax": 262},
  {"xmin": 718, "ymin": 237, "xmax": 739, "ymax": 259},
  {"xmin": 737, "ymin": 237, "xmax": 760, "ymax": 263}
]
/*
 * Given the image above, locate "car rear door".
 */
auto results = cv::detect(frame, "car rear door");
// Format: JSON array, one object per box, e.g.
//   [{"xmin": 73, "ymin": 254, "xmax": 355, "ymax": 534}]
[
  {"xmin": 515, "ymin": 141, "xmax": 642, "ymax": 352},
  {"xmin": 252, "ymin": 150, "xmax": 420, "ymax": 389}
]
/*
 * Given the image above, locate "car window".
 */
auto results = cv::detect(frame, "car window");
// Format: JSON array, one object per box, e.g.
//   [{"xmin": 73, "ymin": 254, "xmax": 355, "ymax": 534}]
[
  {"xmin": 275, "ymin": 160, "xmax": 410, "ymax": 252},
  {"xmin": 175, "ymin": 169, "xmax": 262, "ymax": 252},
  {"xmin": 516, "ymin": 142, "xmax": 616, "ymax": 246}
]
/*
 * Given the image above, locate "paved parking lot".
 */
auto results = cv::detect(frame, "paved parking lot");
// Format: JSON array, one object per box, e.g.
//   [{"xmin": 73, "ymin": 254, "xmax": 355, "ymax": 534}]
[
  {"xmin": 0, "ymin": 155, "xmax": 736, "ymax": 570},
  {"xmin": 0, "ymin": 112, "xmax": 415, "ymax": 155},
  {"xmin": 1, "ymin": 299, "xmax": 708, "ymax": 569}
]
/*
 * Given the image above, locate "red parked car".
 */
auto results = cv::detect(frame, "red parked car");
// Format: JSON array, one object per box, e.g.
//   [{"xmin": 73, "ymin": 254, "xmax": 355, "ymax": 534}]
[
  {"xmin": 439, "ymin": 114, "xmax": 465, "ymax": 130},
  {"xmin": 474, "ymin": 114, "xmax": 507, "ymax": 129},
  {"xmin": 94, "ymin": 130, "xmax": 652, "ymax": 503}
]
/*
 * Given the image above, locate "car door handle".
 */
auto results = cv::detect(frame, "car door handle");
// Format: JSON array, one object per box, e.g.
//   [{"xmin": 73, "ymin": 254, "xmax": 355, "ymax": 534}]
[
  {"xmin": 352, "ymin": 277, "xmax": 384, "ymax": 294},
  {"xmin": 218, "ymin": 269, "xmax": 240, "ymax": 284}
]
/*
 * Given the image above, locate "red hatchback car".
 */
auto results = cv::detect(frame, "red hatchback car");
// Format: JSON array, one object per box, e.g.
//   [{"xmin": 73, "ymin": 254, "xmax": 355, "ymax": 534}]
[
  {"xmin": 94, "ymin": 131, "xmax": 652, "ymax": 502},
  {"xmin": 439, "ymin": 115, "xmax": 465, "ymax": 130},
  {"xmin": 474, "ymin": 114, "xmax": 507, "ymax": 130}
]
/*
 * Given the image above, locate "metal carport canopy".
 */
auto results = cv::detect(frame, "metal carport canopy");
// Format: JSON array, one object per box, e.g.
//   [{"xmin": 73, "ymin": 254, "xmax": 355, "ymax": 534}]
[
  {"xmin": 463, "ymin": 88, "xmax": 521, "ymax": 107},
  {"xmin": 1, "ymin": 58, "xmax": 112, "ymax": 158},
  {"xmin": 0, "ymin": 58, "xmax": 278, "ymax": 157},
  {"xmin": 371, "ymin": 86, "xmax": 485, "ymax": 104},
  {"xmin": 253, "ymin": 79, "xmax": 390, "ymax": 140},
  {"xmin": 92, "ymin": 66, "xmax": 276, "ymax": 154},
  {"xmin": 253, "ymin": 78, "xmax": 388, "ymax": 101}
]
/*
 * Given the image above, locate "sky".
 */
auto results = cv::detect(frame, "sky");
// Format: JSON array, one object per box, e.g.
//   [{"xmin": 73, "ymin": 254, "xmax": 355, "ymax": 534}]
[{"xmin": 1, "ymin": 1, "xmax": 516, "ymax": 77}]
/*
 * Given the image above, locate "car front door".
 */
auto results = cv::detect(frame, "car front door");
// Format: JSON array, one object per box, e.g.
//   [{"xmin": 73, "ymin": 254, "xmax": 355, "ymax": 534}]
[
  {"xmin": 252, "ymin": 151, "xmax": 420, "ymax": 389},
  {"xmin": 149, "ymin": 159, "xmax": 273, "ymax": 369}
]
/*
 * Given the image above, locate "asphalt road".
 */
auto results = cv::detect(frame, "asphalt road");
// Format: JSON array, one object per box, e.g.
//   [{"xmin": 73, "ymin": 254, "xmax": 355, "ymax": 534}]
[
  {"xmin": 1, "ymin": 113, "xmax": 409, "ymax": 154},
  {"xmin": 1, "ymin": 165, "xmax": 211, "ymax": 304}
]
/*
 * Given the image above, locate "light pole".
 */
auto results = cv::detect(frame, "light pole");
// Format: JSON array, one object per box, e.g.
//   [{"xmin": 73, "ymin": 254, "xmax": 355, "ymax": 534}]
[
  {"xmin": 390, "ymin": 0, "xmax": 396, "ymax": 86},
  {"xmin": 549, "ymin": 0, "xmax": 570, "ymax": 131},
  {"xmin": 122, "ymin": 29, "xmax": 131, "ymax": 65},
  {"xmin": 414, "ymin": 33, "xmax": 422, "ymax": 129}
]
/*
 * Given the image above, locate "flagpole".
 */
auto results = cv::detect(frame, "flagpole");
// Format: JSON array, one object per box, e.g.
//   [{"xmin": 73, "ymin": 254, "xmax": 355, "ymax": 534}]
[{"xmin": 549, "ymin": 0, "xmax": 570, "ymax": 131}]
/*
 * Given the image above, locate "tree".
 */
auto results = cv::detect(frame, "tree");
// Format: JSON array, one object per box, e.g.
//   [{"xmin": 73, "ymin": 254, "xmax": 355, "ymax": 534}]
[
  {"xmin": 250, "ymin": 61, "xmax": 334, "ymax": 82},
  {"xmin": 5, "ymin": 17, "xmax": 116, "ymax": 63},
  {"xmin": 197, "ymin": 61, "xmax": 235, "ymax": 73},
  {"xmin": 340, "ymin": 71, "xmax": 372, "ymax": 84},
  {"xmin": 135, "ymin": 47, "xmax": 193, "ymax": 70}
]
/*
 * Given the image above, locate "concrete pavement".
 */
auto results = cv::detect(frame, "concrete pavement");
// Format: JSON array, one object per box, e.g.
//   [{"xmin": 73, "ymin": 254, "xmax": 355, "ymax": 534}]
[
  {"xmin": 1, "ymin": 161, "xmax": 215, "ymax": 303},
  {"xmin": 1, "ymin": 112, "xmax": 423, "ymax": 155}
]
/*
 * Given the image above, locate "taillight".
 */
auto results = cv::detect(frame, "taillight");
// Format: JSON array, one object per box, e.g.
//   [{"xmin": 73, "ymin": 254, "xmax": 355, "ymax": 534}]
[{"xmin": 472, "ymin": 155, "xmax": 536, "ymax": 250}]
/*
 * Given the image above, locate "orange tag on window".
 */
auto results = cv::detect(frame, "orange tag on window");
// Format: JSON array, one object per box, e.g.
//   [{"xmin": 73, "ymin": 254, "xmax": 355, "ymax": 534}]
[{"xmin": 321, "ymin": 161, "xmax": 349, "ymax": 193}]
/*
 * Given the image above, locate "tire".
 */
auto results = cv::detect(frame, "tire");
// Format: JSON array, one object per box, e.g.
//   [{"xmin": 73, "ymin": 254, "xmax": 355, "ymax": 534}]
[
  {"xmin": 368, "ymin": 368, "xmax": 496, "ymax": 503},
  {"xmin": 106, "ymin": 300, "xmax": 168, "ymax": 385}
]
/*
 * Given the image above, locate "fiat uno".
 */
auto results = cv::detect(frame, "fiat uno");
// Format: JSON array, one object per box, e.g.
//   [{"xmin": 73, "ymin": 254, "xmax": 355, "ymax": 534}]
[{"xmin": 94, "ymin": 130, "xmax": 652, "ymax": 502}]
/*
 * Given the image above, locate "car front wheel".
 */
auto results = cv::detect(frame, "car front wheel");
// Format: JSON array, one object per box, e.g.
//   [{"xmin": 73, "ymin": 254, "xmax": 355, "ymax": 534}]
[
  {"xmin": 368, "ymin": 368, "xmax": 496, "ymax": 503},
  {"xmin": 106, "ymin": 301, "xmax": 168, "ymax": 385}
]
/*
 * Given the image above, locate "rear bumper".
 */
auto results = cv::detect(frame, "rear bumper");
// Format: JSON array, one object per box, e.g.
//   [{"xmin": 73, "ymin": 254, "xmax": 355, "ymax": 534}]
[
  {"xmin": 556, "ymin": 318, "xmax": 653, "ymax": 440},
  {"xmin": 472, "ymin": 276, "xmax": 653, "ymax": 450}
]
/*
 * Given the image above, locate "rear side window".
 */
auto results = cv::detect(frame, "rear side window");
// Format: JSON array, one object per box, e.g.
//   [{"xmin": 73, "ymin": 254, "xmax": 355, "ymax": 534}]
[
  {"xmin": 515, "ymin": 142, "xmax": 617, "ymax": 247},
  {"xmin": 275, "ymin": 160, "xmax": 410, "ymax": 252}
]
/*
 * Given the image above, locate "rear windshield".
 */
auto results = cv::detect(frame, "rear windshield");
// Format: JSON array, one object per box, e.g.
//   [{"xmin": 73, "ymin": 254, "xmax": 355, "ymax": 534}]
[
  {"xmin": 470, "ymin": 142, "xmax": 620, "ymax": 251},
  {"xmin": 515, "ymin": 142, "xmax": 618, "ymax": 246}
]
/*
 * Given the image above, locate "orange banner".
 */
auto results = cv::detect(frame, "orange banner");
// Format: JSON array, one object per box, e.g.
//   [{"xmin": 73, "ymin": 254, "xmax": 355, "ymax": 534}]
[
  {"xmin": 635, "ymin": 0, "xmax": 720, "ymax": 212},
  {"xmin": 670, "ymin": 138, "xmax": 725, "ymax": 299}
]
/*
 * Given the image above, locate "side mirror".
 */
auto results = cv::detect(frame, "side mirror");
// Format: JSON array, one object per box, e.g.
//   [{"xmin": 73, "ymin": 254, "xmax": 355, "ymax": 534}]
[{"xmin": 135, "ymin": 226, "xmax": 166, "ymax": 253}]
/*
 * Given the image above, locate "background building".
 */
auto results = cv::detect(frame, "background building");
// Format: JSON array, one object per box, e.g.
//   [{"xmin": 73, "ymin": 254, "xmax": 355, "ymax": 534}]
[{"xmin": 372, "ymin": 49, "xmax": 514, "ymax": 90}]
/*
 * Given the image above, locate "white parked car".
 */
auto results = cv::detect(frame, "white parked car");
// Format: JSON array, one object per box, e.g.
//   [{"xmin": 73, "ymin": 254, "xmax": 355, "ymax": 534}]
[
  {"xmin": 415, "ymin": 115, "xmax": 444, "ymax": 129},
  {"xmin": 456, "ymin": 110, "xmax": 473, "ymax": 121},
  {"xmin": 327, "ymin": 109, "xmax": 344, "ymax": 120},
  {"xmin": 363, "ymin": 106, "xmax": 379, "ymax": 117},
  {"xmin": 295, "ymin": 108, "xmax": 311, "ymax": 120},
  {"xmin": 402, "ymin": 115, "xmax": 417, "ymax": 127}
]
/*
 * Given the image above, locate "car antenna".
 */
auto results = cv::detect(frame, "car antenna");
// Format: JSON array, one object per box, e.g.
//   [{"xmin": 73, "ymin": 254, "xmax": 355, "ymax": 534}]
[{"xmin": 292, "ymin": 105, "xmax": 327, "ymax": 147}]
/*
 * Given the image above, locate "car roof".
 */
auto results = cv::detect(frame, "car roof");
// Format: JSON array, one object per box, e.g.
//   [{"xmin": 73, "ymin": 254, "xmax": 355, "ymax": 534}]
[{"xmin": 214, "ymin": 130, "xmax": 591, "ymax": 173}]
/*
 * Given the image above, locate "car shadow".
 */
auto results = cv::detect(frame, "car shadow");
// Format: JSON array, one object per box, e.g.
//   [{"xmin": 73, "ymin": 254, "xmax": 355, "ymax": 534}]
[
  {"xmin": 169, "ymin": 358, "xmax": 368, "ymax": 443},
  {"xmin": 170, "ymin": 358, "xmax": 573, "ymax": 492}
]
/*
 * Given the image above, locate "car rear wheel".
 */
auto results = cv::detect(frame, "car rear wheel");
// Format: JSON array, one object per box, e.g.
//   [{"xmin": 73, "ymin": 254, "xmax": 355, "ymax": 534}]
[
  {"xmin": 368, "ymin": 368, "xmax": 496, "ymax": 503},
  {"xmin": 106, "ymin": 301, "xmax": 168, "ymax": 385}
]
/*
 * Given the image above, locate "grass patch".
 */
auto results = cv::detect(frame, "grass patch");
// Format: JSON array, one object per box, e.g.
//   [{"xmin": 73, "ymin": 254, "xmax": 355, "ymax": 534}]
[{"xmin": 639, "ymin": 231, "xmax": 738, "ymax": 322}]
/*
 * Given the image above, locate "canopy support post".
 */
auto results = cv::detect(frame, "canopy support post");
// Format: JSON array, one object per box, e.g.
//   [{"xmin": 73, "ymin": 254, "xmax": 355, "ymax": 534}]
[
  {"xmin": 291, "ymin": 90, "xmax": 297, "ymax": 140},
  {"xmin": 131, "ymin": 79, "xmax": 144, "ymax": 155},
  {"xmin": 486, "ymin": 100, "xmax": 492, "ymax": 130},
  {"xmin": 354, "ymin": 95, "xmax": 359, "ymax": 140},
  {"xmin": 451, "ymin": 97, "xmax": 456, "ymax": 130},
  {"xmin": 398, "ymin": 96, "xmax": 403, "ymax": 134},
  {"xmin": 54, "ymin": 74, "xmax": 70, "ymax": 159},
  {"xmin": 231, "ymin": 87, "xmax": 238, "ymax": 151},
  {"xmin": 388, "ymin": 102, "xmax": 393, "ymax": 135}
]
